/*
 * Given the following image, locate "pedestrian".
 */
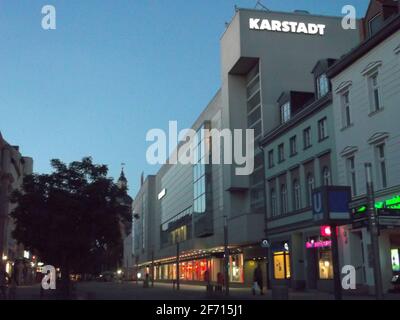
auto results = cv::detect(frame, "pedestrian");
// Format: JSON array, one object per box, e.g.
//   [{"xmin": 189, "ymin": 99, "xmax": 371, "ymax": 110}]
[
  {"xmin": 8, "ymin": 271, "xmax": 18, "ymax": 300},
  {"xmin": 0, "ymin": 264, "xmax": 9, "ymax": 300},
  {"xmin": 217, "ymin": 272, "xmax": 224, "ymax": 292},
  {"xmin": 253, "ymin": 263, "xmax": 264, "ymax": 295}
]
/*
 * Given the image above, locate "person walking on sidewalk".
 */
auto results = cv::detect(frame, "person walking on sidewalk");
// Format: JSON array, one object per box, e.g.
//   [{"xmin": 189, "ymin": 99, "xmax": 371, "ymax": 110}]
[
  {"xmin": 0, "ymin": 263, "xmax": 9, "ymax": 300},
  {"xmin": 253, "ymin": 263, "xmax": 264, "ymax": 296}
]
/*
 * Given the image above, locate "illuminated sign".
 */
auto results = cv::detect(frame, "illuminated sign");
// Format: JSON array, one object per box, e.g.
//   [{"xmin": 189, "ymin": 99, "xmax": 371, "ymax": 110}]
[
  {"xmin": 306, "ymin": 240, "xmax": 332, "ymax": 249},
  {"xmin": 320, "ymin": 226, "xmax": 332, "ymax": 237},
  {"xmin": 158, "ymin": 188, "xmax": 166, "ymax": 200},
  {"xmin": 353, "ymin": 194, "xmax": 400, "ymax": 215},
  {"xmin": 249, "ymin": 18, "xmax": 326, "ymax": 35}
]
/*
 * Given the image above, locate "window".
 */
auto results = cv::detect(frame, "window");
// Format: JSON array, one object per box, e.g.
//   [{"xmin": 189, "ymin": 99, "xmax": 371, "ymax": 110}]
[
  {"xmin": 319, "ymin": 248, "xmax": 334, "ymax": 280},
  {"xmin": 193, "ymin": 125, "xmax": 209, "ymax": 215},
  {"xmin": 318, "ymin": 117, "xmax": 328, "ymax": 141},
  {"xmin": 303, "ymin": 127, "xmax": 312, "ymax": 149},
  {"xmin": 376, "ymin": 144, "xmax": 387, "ymax": 189},
  {"xmin": 290, "ymin": 136, "xmax": 297, "ymax": 156},
  {"xmin": 268, "ymin": 150, "xmax": 274, "ymax": 168},
  {"xmin": 306, "ymin": 174, "xmax": 315, "ymax": 207},
  {"xmin": 278, "ymin": 144, "xmax": 285, "ymax": 163},
  {"xmin": 347, "ymin": 157, "xmax": 357, "ymax": 196},
  {"xmin": 317, "ymin": 74, "xmax": 329, "ymax": 98},
  {"xmin": 280, "ymin": 184, "xmax": 288, "ymax": 214},
  {"xmin": 280, "ymin": 102, "xmax": 291, "ymax": 124},
  {"xmin": 293, "ymin": 180, "xmax": 301, "ymax": 211},
  {"xmin": 341, "ymin": 91, "xmax": 352, "ymax": 128},
  {"xmin": 322, "ymin": 167, "xmax": 331, "ymax": 186},
  {"xmin": 270, "ymin": 188, "xmax": 277, "ymax": 217},
  {"xmin": 369, "ymin": 73, "xmax": 381, "ymax": 113},
  {"xmin": 273, "ymin": 248, "xmax": 291, "ymax": 280},
  {"xmin": 369, "ymin": 14, "xmax": 383, "ymax": 37}
]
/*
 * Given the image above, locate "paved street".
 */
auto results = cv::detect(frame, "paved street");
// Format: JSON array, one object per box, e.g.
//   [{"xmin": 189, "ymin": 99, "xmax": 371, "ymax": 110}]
[{"xmin": 7, "ymin": 281, "xmax": 400, "ymax": 300}]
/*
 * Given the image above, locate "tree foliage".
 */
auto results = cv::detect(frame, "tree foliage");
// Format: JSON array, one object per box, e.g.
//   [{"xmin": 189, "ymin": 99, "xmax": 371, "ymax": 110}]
[{"xmin": 10, "ymin": 157, "xmax": 132, "ymax": 276}]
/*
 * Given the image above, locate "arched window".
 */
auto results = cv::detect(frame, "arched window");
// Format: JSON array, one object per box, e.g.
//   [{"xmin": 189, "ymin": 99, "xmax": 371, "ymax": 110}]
[
  {"xmin": 322, "ymin": 167, "xmax": 331, "ymax": 186},
  {"xmin": 306, "ymin": 174, "xmax": 315, "ymax": 207},
  {"xmin": 293, "ymin": 180, "xmax": 301, "ymax": 211},
  {"xmin": 270, "ymin": 189, "xmax": 277, "ymax": 217},
  {"xmin": 281, "ymin": 184, "xmax": 288, "ymax": 215}
]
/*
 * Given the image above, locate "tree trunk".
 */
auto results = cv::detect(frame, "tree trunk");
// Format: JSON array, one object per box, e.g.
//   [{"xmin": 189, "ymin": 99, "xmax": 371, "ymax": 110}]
[{"xmin": 59, "ymin": 256, "xmax": 71, "ymax": 300}]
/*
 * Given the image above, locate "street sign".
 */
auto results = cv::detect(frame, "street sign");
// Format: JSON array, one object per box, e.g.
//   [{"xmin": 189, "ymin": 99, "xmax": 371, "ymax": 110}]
[
  {"xmin": 312, "ymin": 186, "xmax": 351, "ymax": 224},
  {"xmin": 261, "ymin": 239, "xmax": 270, "ymax": 248}
]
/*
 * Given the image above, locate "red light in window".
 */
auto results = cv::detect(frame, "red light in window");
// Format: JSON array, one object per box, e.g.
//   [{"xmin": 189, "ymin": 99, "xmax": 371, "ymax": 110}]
[{"xmin": 321, "ymin": 226, "xmax": 332, "ymax": 237}]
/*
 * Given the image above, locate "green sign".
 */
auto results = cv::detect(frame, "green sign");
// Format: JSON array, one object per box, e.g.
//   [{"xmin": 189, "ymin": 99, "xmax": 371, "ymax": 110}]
[{"xmin": 353, "ymin": 194, "xmax": 400, "ymax": 215}]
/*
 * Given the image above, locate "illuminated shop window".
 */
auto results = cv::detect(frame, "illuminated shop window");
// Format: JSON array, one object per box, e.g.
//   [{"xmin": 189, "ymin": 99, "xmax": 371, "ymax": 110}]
[
  {"xmin": 319, "ymin": 249, "xmax": 333, "ymax": 280},
  {"xmin": 273, "ymin": 251, "xmax": 291, "ymax": 280},
  {"xmin": 229, "ymin": 254, "xmax": 244, "ymax": 283},
  {"xmin": 392, "ymin": 249, "xmax": 400, "ymax": 272}
]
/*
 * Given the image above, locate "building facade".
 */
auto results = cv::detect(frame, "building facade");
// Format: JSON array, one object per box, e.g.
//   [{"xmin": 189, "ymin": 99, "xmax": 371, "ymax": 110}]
[
  {"xmin": 327, "ymin": 4, "xmax": 400, "ymax": 294},
  {"xmin": 0, "ymin": 132, "xmax": 34, "ymax": 281},
  {"xmin": 260, "ymin": 59, "xmax": 340, "ymax": 292},
  {"xmin": 130, "ymin": 7, "xmax": 361, "ymax": 287}
]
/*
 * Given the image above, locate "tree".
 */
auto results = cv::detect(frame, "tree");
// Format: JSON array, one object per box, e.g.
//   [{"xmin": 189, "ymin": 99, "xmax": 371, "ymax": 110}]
[{"xmin": 10, "ymin": 157, "xmax": 132, "ymax": 297}]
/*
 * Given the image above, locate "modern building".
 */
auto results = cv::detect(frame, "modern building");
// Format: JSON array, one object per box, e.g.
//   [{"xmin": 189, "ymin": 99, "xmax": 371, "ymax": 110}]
[
  {"xmin": 131, "ymin": 7, "xmax": 361, "ymax": 287},
  {"xmin": 327, "ymin": 1, "xmax": 400, "ymax": 294},
  {"xmin": 0, "ymin": 132, "xmax": 34, "ymax": 280}
]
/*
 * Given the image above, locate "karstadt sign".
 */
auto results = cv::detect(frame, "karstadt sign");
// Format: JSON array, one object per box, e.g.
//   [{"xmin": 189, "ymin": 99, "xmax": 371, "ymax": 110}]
[{"xmin": 249, "ymin": 18, "xmax": 326, "ymax": 35}]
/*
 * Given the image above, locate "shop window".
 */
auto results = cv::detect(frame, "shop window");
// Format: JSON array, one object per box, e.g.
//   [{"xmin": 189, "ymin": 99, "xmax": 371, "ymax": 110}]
[
  {"xmin": 392, "ymin": 249, "xmax": 400, "ymax": 272},
  {"xmin": 319, "ymin": 249, "xmax": 334, "ymax": 280},
  {"xmin": 273, "ymin": 251, "xmax": 291, "ymax": 280},
  {"xmin": 229, "ymin": 254, "xmax": 244, "ymax": 283}
]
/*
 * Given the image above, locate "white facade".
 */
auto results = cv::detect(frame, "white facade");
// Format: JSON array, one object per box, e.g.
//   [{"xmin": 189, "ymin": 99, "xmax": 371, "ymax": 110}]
[{"xmin": 331, "ymin": 28, "xmax": 400, "ymax": 293}]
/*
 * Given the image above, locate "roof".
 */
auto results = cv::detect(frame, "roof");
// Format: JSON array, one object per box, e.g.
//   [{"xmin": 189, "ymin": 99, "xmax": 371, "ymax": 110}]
[{"xmin": 327, "ymin": 13, "xmax": 400, "ymax": 78}]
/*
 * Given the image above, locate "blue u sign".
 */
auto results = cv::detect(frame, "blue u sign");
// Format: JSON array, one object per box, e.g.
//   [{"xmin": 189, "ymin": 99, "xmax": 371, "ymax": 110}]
[{"xmin": 313, "ymin": 191, "xmax": 324, "ymax": 221}]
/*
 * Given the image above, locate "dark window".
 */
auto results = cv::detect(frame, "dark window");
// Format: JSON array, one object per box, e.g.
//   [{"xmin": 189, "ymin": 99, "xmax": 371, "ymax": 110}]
[
  {"xmin": 278, "ymin": 144, "xmax": 285, "ymax": 162},
  {"xmin": 369, "ymin": 14, "xmax": 383, "ymax": 37},
  {"xmin": 268, "ymin": 150, "xmax": 274, "ymax": 168},
  {"xmin": 318, "ymin": 117, "xmax": 328, "ymax": 141},
  {"xmin": 303, "ymin": 127, "xmax": 312, "ymax": 149},
  {"xmin": 290, "ymin": 136, "xmax": 297, "ymax": 156}
]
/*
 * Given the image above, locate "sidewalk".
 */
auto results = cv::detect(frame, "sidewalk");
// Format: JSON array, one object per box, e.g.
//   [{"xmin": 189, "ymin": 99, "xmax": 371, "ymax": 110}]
[{"xmin": 6, "ymin": 281, "xmax": 400, "ymax": 300}]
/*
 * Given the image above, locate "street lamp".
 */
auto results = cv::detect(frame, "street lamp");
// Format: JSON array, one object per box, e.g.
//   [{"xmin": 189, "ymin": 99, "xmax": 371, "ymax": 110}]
[
  {"xmin": 365, "ymin": 163, "xmax": 384, "ymax": 299},
  {"xmin": 224, "ymin": 215, "xmax": 229, "ymax": 296}
]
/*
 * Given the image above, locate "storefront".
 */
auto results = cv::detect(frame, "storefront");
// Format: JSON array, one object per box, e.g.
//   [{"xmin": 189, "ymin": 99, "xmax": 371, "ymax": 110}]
[
  {"xmin": 153, "ymin": 254, "xmax": 245, "ymax": 284},
  {"xmin": 304, "ymin": 230, "xmax": 334, "ymax": 291},
  {"xmin": 349, "ymin": 192, "xmax": 400, "ymax": 293}
]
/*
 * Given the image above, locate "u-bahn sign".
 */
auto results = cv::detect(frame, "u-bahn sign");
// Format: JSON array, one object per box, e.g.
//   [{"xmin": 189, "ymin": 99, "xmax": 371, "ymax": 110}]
[{"xmin": 312, "ymin": 186, "xmax": 351, "ymax": 225}]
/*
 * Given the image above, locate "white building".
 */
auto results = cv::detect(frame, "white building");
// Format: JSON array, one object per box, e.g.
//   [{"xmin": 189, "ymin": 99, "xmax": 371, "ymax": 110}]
[{"xmin": 327, "ymin": 2, "xmax": 400, "ymax": 294}]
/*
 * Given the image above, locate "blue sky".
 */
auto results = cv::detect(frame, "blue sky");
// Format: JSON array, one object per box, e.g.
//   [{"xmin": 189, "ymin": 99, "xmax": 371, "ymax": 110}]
[{"xmin": 0, "ymin": 0, "xmax": 370, "ymax": 195}]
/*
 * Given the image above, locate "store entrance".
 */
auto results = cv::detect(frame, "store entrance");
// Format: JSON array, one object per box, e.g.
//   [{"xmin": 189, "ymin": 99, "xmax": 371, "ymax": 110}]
[{"xmin": 306, "ymin": 249, "xmax": 318, "ymax": 289}]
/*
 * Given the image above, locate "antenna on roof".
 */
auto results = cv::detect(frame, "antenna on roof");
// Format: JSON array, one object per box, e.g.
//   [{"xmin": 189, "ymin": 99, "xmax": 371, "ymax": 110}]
[{"xmin": 255, "ymin": 0, "xmax": 270, "ymax": 11}]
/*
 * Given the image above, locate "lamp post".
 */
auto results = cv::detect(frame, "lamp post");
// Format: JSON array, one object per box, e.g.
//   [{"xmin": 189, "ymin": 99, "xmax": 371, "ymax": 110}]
[
  {"xmin": 176, "ymin": 238, "xmax": 180, "ymax": 291},
  {"xmin": 365, "ymin": 163, "xmax": 384, "ymax": 299},
  {"xmin": 330, "ymin": 224, "xmax": 342, "ymax": 300},
  {"xmin": 224, "ymin": 215, "xmax": 229, "ymax": 296}
]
